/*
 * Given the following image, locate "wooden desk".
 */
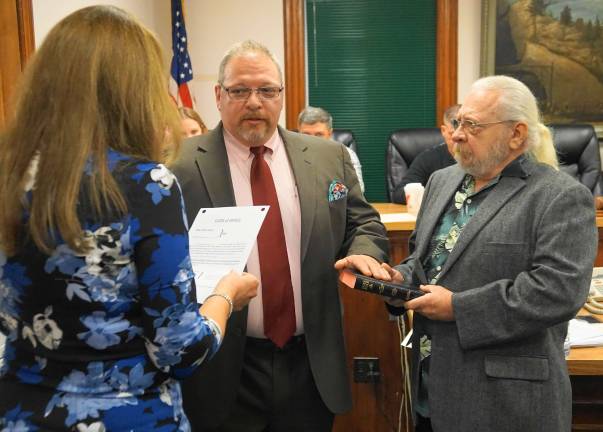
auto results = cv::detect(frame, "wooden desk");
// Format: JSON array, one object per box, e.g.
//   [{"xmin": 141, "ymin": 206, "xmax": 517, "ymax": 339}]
[
  {"xmin": 374, "ymin": 203, "xmax": 603, "ymax": 265},
  {"xmin": 334, "ymin": 204, "xmax": 603, "ymax": 432},
  {"xmin": 567, "ymin": 311, "xmax": 603, "ymax": 376},
  {"xmin": 567, "ymin": 311, "xmax": 603, "ymax": 431}
]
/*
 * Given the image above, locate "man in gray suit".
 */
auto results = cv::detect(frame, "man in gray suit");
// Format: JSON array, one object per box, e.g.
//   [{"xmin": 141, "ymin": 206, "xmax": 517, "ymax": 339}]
[
  {"xmin": 172, "ymin": 40, "xmax": 389, "ymax": 431},
  {"xmin": 385, "ymin": 75, "xmax": 597, "ymax": 432}
]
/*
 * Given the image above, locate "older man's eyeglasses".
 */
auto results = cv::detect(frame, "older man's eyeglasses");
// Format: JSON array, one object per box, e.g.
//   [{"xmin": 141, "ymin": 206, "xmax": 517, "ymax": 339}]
[
  {"xmin": 221, "ymin": 85, "xmax": 284, "ymax": 101},
  {"xmin": 451, "ymin": 118, "xmax": 512, "ymax": 135}
]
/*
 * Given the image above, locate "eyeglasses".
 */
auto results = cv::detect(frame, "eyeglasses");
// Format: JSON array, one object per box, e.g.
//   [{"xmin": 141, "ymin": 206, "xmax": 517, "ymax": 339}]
[
  {"xmin": 451, "ymin": 118, "xmax": 513, "ymax": 135},
  {"xmin": 221, "ymin": 85, "xmax": 284, "ymax": 101}
]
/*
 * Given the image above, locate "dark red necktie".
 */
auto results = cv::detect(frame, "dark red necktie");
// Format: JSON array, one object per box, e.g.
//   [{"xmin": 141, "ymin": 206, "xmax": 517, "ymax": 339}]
[{"xmin": 250, "ymin": 145, "xmax": 296, "ymax": 347}]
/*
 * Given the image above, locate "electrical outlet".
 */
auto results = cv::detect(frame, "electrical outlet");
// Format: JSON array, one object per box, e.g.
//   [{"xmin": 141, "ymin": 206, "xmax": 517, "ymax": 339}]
[{"xmin": 353, "ymin": 357, "xmax": 380, "ymax": 383}]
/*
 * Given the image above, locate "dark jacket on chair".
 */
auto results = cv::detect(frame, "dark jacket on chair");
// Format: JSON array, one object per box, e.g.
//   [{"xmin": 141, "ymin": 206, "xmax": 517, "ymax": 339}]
[{"xmin": 392, "ymin": 143, "xmax": 455, "ymax": 204}]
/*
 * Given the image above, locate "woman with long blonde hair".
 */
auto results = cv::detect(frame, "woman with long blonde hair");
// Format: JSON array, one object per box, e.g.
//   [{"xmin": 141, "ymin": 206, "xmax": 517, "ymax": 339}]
[
  {"xmin": 179, "ymin": 107, "xmax": 209, "ymax": 137},
  {"xmin": 0, "ymin": 6, "xmax": 257, "ymax": 430}
]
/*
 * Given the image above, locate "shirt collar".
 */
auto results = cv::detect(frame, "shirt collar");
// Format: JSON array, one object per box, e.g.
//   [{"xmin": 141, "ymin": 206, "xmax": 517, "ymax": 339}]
[
  {"xmin": 223, "ymin": 128, "xmax": 281, "ymax": 161},
  {"xmin": 500, "ymin": 154, "xmax": 529, "ymax": 178},
  {"xmin": 463, "ymin": 154, "xmax": 529, "ymax": 197}
]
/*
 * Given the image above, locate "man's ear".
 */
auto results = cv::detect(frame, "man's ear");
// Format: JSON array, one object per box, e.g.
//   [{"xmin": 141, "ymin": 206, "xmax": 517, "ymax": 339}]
[
  {"xmin": 214, "ymin": 84, "xmax": 222, "ymax": 110},
  {"xmin": 440, "ymin": 124, "xmax": 447, "ymax": 135},
  {"xmin": 509, "ymin": 122, "xmax": 528, "ymax": 150}
]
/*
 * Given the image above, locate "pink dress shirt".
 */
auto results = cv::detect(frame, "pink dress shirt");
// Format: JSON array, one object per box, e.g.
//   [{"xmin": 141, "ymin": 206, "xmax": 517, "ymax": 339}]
[{"xmin": 223, "ymin": 129, "xmax": 303, "ymax": 338}]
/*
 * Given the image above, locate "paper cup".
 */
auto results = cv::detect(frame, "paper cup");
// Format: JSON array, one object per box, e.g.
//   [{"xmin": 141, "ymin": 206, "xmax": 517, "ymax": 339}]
[{"xmin": 404, "ymin": 183, "xmax": 424, "ymax": 216}]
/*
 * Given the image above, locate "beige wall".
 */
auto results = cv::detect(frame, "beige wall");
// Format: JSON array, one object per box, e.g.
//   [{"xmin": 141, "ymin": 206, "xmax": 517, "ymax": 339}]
[
  {"xmin": 32, "ymin": 1, "xmax": 171, "ymax": 51},
  {"xmin": 31, "ymin": 1, "xmax": 480, "ymax": 127},
  {"xmin": 458, "ymin": 0, "xmax": 482, "ymax": 102},
  {"xmin": 31, "ymin": 0, "xmax": 284, "ymax": 129},
  {"xmin": 182, "ymin": 0, "xmax": 284, "ymax": 129}
]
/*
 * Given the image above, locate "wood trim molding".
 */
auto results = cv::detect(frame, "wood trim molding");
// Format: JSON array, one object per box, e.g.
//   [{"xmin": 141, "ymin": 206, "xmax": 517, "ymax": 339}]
[
  {"xmin": 0, "ymin": 69, "xmax": 6, "ymax": 124},
  {"xmin": 0, "ymin": 0, "xmax": 27, "ymax": 126},
  {"xmin": 283, "ymin": 0, "xmax": 457, "ymax": 129},
  {"xmin": 436, "ymin": 0, "xmax": 458, "ymax": 125},
  {"xmin": 16, "ymin": 0, "xmax": 35, "ymax": 67},
  {"xmin": 283, "ymin": 0, "xmax": 305, "ymax": 130}
]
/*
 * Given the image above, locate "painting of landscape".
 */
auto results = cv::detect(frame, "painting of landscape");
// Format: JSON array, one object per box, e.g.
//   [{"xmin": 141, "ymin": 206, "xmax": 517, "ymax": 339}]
[{"xmin": 488, "ymin": 0, "xmax": 603, "ymax": 127}]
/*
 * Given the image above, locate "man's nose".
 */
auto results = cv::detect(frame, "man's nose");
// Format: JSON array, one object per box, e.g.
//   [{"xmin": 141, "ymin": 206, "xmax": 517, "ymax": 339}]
[
  {"xmin": 451, "ymin": 126, "xmax": 465, "ymax": 142},
  {"xmin": 245, "ymin": 90, "xmax": 262, "ymax": 108}
]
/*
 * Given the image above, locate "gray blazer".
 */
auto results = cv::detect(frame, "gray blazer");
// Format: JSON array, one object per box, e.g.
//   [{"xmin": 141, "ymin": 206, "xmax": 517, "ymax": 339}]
[
  {"xmin": 171, "ymin": 124, "xmax": 389, "ymax": 429},
  {"xmin": 395, "ymin": 157, "xmax": 597, "ymax": 432}
]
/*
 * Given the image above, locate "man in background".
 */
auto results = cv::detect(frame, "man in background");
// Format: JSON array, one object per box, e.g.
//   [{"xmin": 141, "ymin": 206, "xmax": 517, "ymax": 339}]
[
  {"xmin": 172, "ymin": 40, "xmax": 389, "ymax": 432},
  {"xmin": 386, "ymin": 76, "xmax": 596, "ymax": 431},
  {"xmin": 298, "ymin": 106, "xmax": 365, "ymax": 193},
  {"xmin": 392, "ymin": 104, "xmax": 460, "ymax": 203}
]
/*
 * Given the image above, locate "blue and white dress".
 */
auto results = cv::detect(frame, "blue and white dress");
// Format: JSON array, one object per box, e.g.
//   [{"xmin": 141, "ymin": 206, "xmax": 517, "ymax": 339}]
[{"xmin": 0, "ymin": 150, "xmax": 220, "ymax": 431}]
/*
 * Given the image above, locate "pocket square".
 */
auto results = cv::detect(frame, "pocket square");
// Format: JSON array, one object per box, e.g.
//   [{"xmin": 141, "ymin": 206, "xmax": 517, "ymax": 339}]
[{"xmin": 328, "ymin": 180, "xmax": 348, "ymax": 202}]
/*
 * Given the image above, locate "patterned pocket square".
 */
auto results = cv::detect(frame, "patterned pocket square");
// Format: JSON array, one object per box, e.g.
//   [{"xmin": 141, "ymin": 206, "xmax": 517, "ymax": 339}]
[{"xmin": 328, "ymin": 180, "xmax": 348, "ymax": 202}]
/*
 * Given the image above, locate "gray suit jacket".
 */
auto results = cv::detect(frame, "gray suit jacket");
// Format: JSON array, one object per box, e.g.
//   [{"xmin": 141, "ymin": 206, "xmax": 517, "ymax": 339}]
[
  {"xmin": 395, "ymin": 157, "xmax": 597, "ymax": 432},
  {"xmin": 171, "ymin": 124, "xmax": 389, "ymax": 429}
]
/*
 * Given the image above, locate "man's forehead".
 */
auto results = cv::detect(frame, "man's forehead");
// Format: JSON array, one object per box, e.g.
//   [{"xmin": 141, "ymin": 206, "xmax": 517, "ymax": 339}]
[
  {"xmin": 458, "ymin": 89, "xmax": 499, "ymax": 118},
  {"xmin": 223, "ymin": 53, "xmax": 281, "ymax": 83},
  {"xmin": 299, "ymin": 122, "xmax": 329, "ymax": 131}
]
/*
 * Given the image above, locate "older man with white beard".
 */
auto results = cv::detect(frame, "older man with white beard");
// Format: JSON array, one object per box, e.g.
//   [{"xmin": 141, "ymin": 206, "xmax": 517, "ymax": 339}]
[{"xmin": 384, "ymin": 75, "xmax": 597, "ymax": 432}]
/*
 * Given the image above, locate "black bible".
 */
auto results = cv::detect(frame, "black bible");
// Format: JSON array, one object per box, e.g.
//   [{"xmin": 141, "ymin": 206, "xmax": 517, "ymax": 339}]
[{"xmin": 339, "ymin": 269, "xmax": 424, "ymax": 300}]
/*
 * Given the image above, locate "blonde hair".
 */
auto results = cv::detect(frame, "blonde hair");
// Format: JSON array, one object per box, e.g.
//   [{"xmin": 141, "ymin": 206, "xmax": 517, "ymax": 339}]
[
  {"xmin": 0, "ymin": 5, "xmax": 181, "ymax": 256},
  {"xmin": 471, "ymin": 75, "xmax": 558, "ymax": 169},
  {"xmin": 178, "ymin": 107, "xmax": 208, "ymax": 134}
]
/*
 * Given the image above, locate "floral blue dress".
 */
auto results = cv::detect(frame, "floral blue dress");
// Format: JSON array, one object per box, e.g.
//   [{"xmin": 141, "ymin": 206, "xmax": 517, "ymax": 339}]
[{"xmin": 0, "ymin": 150, "xmax": 221, "ymax": 431}]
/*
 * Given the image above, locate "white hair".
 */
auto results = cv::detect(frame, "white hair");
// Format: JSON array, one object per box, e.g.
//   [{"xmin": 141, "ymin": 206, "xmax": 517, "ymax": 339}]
[{"xmin": 471, "ymin": 75, "xmax": 558, "ymax": 169}]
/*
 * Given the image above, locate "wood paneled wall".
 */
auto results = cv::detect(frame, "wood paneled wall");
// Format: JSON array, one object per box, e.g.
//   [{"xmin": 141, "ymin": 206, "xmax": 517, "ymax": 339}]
[
  {"xmin": 0, "ymin": 0, "xmax": 34, "ymax": 126},
  {"xmin": 283, "ymin": 0, "xmax": 306, "ymax": 130},
  {"xmin": 436, "ymin": 0, "xmax": 458, "ymax": 124}
]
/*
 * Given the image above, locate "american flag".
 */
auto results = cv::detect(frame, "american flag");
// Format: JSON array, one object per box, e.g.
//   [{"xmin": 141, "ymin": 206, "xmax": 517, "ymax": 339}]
[{"xmin": 170, "ymin": 0, "xmax": 193, "ymax": 107}]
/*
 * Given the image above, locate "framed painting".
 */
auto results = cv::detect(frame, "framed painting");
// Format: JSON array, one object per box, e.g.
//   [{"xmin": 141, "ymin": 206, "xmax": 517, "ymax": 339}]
[{"xmin": 481, "ymin": 0, "xmax": 603, "ymax": 135}]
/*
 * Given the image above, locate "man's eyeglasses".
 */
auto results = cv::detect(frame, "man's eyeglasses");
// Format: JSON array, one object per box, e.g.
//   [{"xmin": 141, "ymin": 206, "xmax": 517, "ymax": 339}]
[
  {"xmin": 221, "ymin": 85, "xmax": 284, "ymax": 101},
  {"xmin": 451, "ymin": 118, "xmax": 513, "ymax": 135}
]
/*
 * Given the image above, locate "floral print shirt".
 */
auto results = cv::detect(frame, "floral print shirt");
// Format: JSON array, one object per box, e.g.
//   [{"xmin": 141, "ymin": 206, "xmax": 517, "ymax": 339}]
[
  {"xmin": 422, "ymin": 175, "xmax": 488, "ymax": 285},
  {"xmin": 0, "ymin": 150, "xmax": 220, "ymax": 431}
]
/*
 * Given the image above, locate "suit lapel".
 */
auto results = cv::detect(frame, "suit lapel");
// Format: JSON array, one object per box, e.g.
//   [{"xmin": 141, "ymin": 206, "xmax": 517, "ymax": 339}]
[
  {"xmin": 279, "ymin": 127, "xmax": 316, "ymax": 262},
  {"xmin": 195, "ymin": 126, "xmax": 317, "ymax": 262},
  {"xmin": 195, "ymin": 123, "xmax": 236, "ymax": 207},
  {"xmin": 438, "ymin": 174, "xmax": 527, "ymax": 280}
]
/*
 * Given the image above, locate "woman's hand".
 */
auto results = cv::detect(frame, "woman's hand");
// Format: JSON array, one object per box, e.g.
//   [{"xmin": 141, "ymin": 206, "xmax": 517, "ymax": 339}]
[
  {"xmin": 200, "ymin": 271, "xmax": 259, "ymax": 335},
  {"xmin": 214, "ymin": 271, "xmax": 259, "ymax": 311}
]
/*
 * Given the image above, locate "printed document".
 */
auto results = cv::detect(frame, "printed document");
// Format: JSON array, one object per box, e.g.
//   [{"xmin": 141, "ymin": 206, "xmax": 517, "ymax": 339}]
[{"xmin": 189, "ymin": 206, "xmax": 268, "ymax": 302}]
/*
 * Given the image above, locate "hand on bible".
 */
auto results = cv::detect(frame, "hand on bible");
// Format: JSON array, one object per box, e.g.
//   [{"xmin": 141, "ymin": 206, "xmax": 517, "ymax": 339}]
[
  {"xmin": 380, "ymin": 263, "xmax": 408, "ymax": 307},
  {"xmin": 334, "ymin": 255, "xmax": 391, "ymax": 281},
  {"xmin": 404, "ymin": 284, "xmax": 454, "ymax": 321}
]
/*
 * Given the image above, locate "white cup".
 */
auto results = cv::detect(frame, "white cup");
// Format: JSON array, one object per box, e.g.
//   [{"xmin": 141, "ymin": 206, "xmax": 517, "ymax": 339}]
[{"xmin": 404, "ymin": 183, "xmax": 424, "ymax": 216}]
